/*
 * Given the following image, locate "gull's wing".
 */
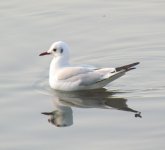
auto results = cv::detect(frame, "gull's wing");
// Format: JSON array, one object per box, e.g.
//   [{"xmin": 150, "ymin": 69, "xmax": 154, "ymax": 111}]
[
  {"xmin": 57, "ymin": 67, "xmax": 119, "ymax": 86},
  {"xmin": 115, "ymin": 62, "xmax": 140, "ymax": 72},
  {"xmin": 56, "ymin": 62, "xmax": 140, "ymax": 87}
]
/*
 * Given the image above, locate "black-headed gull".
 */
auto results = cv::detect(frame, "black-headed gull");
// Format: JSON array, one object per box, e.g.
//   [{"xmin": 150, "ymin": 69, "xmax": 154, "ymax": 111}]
[{"xmin": 39, "ymin": 41, "xmax": 139, "ymax": 91}]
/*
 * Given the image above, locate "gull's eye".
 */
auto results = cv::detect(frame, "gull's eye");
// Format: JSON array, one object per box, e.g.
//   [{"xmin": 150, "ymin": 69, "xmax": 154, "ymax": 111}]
[{"xmin": 53, "ymin": 48, "xmax": 57, "ymax": 52}]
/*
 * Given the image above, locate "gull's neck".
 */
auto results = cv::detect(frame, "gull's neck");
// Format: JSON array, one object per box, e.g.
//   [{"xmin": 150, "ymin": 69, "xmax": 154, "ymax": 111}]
[
  {"xmin": 50, "ymin": 56, "xmax": 69, "ymax": 72},
  {"xmin": 49, "ymin": 56, "xmax": 70, "ymax": 86}
]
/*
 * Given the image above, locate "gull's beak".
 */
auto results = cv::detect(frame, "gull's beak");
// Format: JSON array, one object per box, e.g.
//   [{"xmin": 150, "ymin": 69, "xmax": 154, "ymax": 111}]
[
  {"xmin": 39, "ymin": 51, "xmax": 51, "ymax": 56},
  {"xmin": 41, "ymin": 112, "xmax": 53, "ymax": 115}
]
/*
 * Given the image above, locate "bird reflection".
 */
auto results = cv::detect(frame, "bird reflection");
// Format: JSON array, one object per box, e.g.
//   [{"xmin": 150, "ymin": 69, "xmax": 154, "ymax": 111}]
[{"xmin": 42, "ymin": 89, "xmax": 142, "ymax": 127}]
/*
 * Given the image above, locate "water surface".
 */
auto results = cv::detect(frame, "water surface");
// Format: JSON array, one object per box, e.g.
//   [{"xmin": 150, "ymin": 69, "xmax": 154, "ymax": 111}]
[{"xmin": 0, "ymin": 0, "xmax": 165, "ymax": 150}]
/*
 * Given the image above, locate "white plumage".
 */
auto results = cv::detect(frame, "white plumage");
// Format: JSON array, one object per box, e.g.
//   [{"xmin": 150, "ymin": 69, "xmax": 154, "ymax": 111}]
[{"xmin": 39, "ymin": 41, "xmax": 139, "ymax": 91}]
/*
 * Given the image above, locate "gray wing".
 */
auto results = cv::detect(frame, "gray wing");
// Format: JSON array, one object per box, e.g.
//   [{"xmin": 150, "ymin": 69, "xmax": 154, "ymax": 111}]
[
  {"xmin": 57, "ymin": 67, "xmax": 118, "ymax": 86},
  {"xmin": 56, "ymin": 62, "xmax": 140, "ymax": 87}
]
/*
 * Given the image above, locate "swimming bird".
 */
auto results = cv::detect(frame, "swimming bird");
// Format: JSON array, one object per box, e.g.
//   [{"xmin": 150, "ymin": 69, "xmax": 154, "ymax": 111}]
[{"xmin": 39, "ymin": 41, "xmax": 139, "ymax": 91}]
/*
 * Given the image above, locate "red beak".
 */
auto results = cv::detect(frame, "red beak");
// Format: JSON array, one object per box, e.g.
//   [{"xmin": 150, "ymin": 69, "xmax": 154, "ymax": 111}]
[{"xmin": 39, "ymin": 52, "xmax": 50, "ymax": 56}]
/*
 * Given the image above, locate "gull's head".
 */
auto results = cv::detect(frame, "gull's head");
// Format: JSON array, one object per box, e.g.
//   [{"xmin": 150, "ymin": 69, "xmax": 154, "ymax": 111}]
[{"xmin": 39, "ymin": 41, "xmax": 70, "ymax": 58}]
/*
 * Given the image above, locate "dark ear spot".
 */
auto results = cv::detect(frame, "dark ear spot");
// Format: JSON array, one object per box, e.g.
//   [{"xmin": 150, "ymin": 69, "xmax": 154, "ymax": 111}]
[{"xmin": 60, "ymin": 48, "xmax": 63, "ymax": 53}]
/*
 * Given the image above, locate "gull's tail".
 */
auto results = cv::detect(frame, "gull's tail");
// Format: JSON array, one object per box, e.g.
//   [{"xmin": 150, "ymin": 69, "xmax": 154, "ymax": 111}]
[
  {"xmin": 115, "ymin": 62, "xmax": 140, "ymax": 72},
  {"xmin": 87, "ymin": 62, "xmax": 140, "ymax": 90}
]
